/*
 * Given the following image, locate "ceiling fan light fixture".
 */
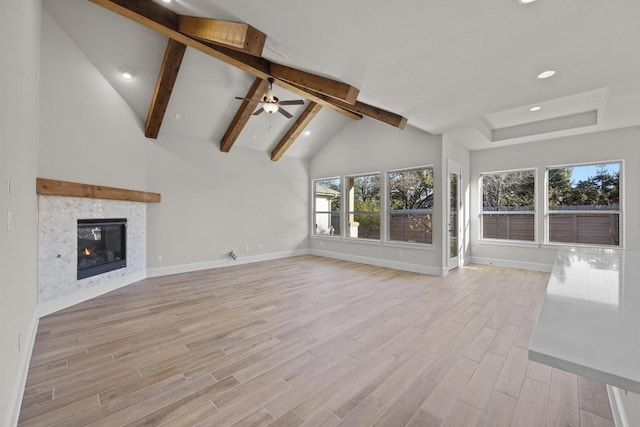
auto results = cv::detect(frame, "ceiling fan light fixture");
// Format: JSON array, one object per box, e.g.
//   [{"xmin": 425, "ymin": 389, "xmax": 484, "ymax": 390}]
[{"xmin": 263, "ymin": 102, "xmax": 279, "ymax": 114}]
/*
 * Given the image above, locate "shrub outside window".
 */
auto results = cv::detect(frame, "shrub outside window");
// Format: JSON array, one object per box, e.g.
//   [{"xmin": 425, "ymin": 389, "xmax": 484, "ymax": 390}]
[
  {"xmin": 313, "ymin": 178, "xmax": 341, "ymax": 236},
  {"xmin": 481, "ymin": 169, "xmax": 536, "ymax": 241},
  {"xmin": 547, "ymin": 162, "xmax": 621, "ymax": 246},
  {"xmin": 387, "ymin": 167, "xmax": 433, "ymax": 244},
  {"xmin": 346, "ymin": 174, "xmax": 381, "ymax": 240}
]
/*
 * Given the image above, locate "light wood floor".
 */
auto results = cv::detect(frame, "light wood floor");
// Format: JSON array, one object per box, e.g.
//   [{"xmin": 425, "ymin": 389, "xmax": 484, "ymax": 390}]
[{"xmin": 19, "ymin": 255, "xmax": 615, "ymax": 426}]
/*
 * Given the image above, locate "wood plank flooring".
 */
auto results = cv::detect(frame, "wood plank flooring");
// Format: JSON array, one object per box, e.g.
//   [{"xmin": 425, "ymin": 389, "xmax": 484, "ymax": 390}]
[{"xmin": 18, "ymin": 255, "xmax": 615, "ymax": 426}]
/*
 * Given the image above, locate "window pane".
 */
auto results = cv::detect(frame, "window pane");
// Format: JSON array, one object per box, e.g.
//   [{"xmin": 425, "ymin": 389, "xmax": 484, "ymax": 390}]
[
  {"xmin": 548, "ymin": 163, "xmax": 620, "ymax": 210},
  {"xmin": 389, "ymin": 212, "xmax": 432, "ymax": 244},
  {"xmin": 347, "ymin": 174, "xmax": 381, "ymax": 240},
  {"xmin": 482, "ymin": 213, "xmax": 535, "ymax": 241},
  {"xmin": 548, "ymin": 213, "xmax": 619, "ymax": 245},
  {"xmin": 481, "ymin": 170, "xmax": 535, "ymax": 241},
  {"xmin": 482, "ymin": 170, "xmax": 535, "ymax": 212},
  {"xmin": 547, "ymin": 162, "xmax": 621, "ymax": 246},
  {"xmin": 353, "ymin": 213, "xmax": 381, "ymax": 239},
  {"xmin": 313, "ymin": 178, "xmax": 341, "ymax": 236},
  {"xmin": 388, "ymin": 167, "xmax": 433, "ymax": 244}
]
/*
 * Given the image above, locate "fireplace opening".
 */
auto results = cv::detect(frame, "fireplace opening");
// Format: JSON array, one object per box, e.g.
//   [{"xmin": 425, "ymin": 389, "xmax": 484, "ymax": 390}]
[{"xmin": 77, "ymin": 218, "xmax": 127, "ymax": 280}]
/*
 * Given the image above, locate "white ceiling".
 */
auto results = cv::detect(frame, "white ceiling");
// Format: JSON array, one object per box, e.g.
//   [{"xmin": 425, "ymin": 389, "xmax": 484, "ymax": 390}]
[{"xmin": 43, "ymin": 0, "xmax": 640, "ymax": 156}]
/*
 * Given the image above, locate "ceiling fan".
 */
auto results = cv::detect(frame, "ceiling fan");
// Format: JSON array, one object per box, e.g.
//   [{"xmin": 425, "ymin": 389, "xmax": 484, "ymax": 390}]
[{"xmin": 235, "ymin": 77, "xmax": 304, "ymax": 118}]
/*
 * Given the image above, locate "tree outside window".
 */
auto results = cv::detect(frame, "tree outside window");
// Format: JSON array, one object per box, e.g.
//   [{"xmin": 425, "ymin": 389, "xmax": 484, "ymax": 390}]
[
  {"xmin": 547, "ymin": 162, "xmax": 620, "ymax": 246},
  {"xmin": 347, "ymin": 174, "xmax": 381, "ymax": 240},
  {"xmin": 481, "ymin": 169, "xmax": 536, "ymax": 241},
  {"xmin": 388, "ymin": 167, "xmax": 433, "ymax": 244}
]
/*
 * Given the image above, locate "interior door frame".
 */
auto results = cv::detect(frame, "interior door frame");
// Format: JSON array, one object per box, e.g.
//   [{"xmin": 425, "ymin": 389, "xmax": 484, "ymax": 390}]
[{"xmin": 447, "ymin": 159, "xmax": 463, "ymax": 270}]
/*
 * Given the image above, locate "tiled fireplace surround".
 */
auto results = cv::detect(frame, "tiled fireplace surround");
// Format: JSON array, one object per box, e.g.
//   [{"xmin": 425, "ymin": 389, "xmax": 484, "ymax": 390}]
[{"xmin": 38, "ymin": 195, "xmax": 146, "ymax": 312}]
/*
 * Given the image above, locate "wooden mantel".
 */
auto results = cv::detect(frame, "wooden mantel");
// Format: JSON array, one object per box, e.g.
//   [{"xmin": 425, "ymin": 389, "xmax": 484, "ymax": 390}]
[{"xmin": 36, "ymin": 178, "xmax": 161, "ymax": 203}]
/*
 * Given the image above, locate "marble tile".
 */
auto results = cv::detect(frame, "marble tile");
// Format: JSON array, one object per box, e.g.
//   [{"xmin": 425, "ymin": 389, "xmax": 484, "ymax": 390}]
[{"xmin": 38, "ymin": 196, "xmax": 146, "ymax": 302}]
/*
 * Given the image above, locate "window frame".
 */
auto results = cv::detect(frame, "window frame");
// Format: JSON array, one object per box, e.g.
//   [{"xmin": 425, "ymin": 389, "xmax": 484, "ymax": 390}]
[
  {"xmin": 479, "ymin": 167, "xmax": 537, "ymax": 244},
  {"xmin": 345, "ymin": 172, "xmax": 382, "ymax": 241},
  {"xmin": 312, "ymin": 177, "xmax": 342, "ymax": 238},
  {"xmin": 544, "ymin": 160, "xmax": 623, "ymax": 248},
  {"xmin": 386, "ymin": 165, "xmax": 435, "ymax": 246}
]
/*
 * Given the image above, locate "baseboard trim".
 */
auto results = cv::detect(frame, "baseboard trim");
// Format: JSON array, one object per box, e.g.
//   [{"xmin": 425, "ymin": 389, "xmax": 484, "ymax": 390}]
[
  {"xmin": 608, "ymin": 385, "xmax": 629, "ymax": 427},
  {"xmin": 469, "ymin": 256, "xmax": 553, "ymax": 272},
  {"xmin": 146, "ymin": 249, "xmax": 311, "ymax": 278},
  {"xmin": 310, "ymin": 248, "xmax": 446, "ymax": 276},
  {"xmin": 36, "ymin": 271, "xmax": 147, "ymax": 318},
  {"xmin": 8, "ymin": 310, "xmax": 39, "ymax": 427}
]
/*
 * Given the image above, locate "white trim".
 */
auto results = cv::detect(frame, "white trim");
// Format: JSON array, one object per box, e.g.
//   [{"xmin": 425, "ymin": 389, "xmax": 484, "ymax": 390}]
[
  {"xmin": 310, "ymin": 235, "xmax": 436, "ymax": 251},
  {"xmin": 36, "ymin": 271, "xmax": 147, "ymax": 318},
  {"xmin": 607, "ymin": 385, "xmax": 629, "ymax": 427},
  {"xmin": 8, "ymin": 311, "xmax": 39, "ymax": 427},
  {"xmin": 147, "ymin": 249, "xmax": 310, "ymax": 278},
  {"xmin": 470, "ymin": 256, "xmax": 553, "ymax": 272},
  {"xmin": 477, "ymin": 239, "xmax": 540, "ymax": 249},
  {"xmin": 311, "ymin": 248, "xmax": 446, "ymax": 276}
]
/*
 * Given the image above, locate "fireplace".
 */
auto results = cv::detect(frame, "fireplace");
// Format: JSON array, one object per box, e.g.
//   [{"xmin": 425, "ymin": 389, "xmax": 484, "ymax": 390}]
[{"xmin": 77, "ymin": 218, "xmax": 127, "ymax": 280}]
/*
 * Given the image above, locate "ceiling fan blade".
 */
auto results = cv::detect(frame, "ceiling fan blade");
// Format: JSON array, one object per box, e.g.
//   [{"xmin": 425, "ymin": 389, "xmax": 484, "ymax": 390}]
[
  {"xmin": 278, "ymin": 108, "xmax": 293, "ymax": 119},
  {"xmin": 278, "ymin": 100, "xmax": 305, "ymax": 106},
  {"xmin": 253, "ymin": 107, "xmax": 265, "ymax": 116},
  {"xmin": 235, "ymin": 96, "xmax": 251, "ymax": 101}
]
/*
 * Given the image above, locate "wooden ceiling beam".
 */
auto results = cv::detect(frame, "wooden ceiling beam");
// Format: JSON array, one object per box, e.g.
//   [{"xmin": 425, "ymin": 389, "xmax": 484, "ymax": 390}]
[
  {"xmin": 145, "ymin": 38, "xmax": 186, "ymax": 139},
  {"xmin": 89, "ymin": 0, "xmax": 361, "ymax": 121},
  {"xmin": 288, "ymin": 83, "xmax": 407, "ymax": 129},
  {"xmin": 178, "ymin": 16, "xmax": 266, "ymax": 57},
  {"xmin": 270, "ymin": 63, "xmax": 359, "ymax": 105},
  {"xmin": 220, "ymin": 77, "xmax": 269, "ymax": 152},
  {"xmin": 271, "ymin": 102, "xmax": 322, "ymax": 161}
]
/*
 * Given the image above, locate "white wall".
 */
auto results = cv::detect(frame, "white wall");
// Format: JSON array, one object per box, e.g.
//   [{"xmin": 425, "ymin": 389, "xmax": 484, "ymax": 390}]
[
  {"xmin": 39, "ymin": 10, "xmax": 148, "ymax": 190},
  {"xmin": 145, "ymin": 133, "xmax": 309, "ymax": 270},
  {"xmin": 310, "ymin": 119, "xmax": 444, "ymax": 274},
  {"xmin": 0, "ymin": 0, "xmax": 41, "ymax": 424},
  {"xmin": 470, "ymin": 126, "xmax": 640, "ymax": 269}
]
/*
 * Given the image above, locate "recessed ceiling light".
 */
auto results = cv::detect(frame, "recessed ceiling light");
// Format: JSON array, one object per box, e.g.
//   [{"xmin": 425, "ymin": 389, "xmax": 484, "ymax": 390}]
[
  {"xmin": 304, "ymin": 131, "xmax": 311, "ymax": 136},
  {"xmin": 537, "ymin": 70, "xmax": 556, "ymax": 79},
  {"xmin": 119, "ymin": 68, "xmax": 135, "ymax": 80},
  {"xmin": 518, "ymin": 0, "xmax": 536, "ymax": 4},
  {"xmin": 529, "ymin": 106, "xmax": 542, "ymax": 112},
  {"xmin": 161, "ymin": 0, "xmax": 171, "ymax": 3}
]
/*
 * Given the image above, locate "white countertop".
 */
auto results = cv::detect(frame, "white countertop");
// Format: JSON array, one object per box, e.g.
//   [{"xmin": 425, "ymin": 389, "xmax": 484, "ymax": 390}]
[{"xmin": 529, "ymin": 246, "xmax": 640, "ymax": 393}]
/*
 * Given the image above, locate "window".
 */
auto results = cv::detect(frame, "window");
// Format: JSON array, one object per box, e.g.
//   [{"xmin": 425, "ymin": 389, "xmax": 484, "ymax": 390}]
[
  {"xmin": 388, "ymin": 167, "xmax": 433, "ymax": 244},
  {"xmin": 313, "ymin": 178, "xmax": 341, "ymax": 236},
  {"xmin": 547, "ymin": 162, "xmax": 621, "ymax": 246},
  {"xmin": 346, "ymin": 174, "xmax": 381, "ymax": 239},
  {"xmin": 481, "ymin": 169, "xmax": 535, "ymax": 241}
]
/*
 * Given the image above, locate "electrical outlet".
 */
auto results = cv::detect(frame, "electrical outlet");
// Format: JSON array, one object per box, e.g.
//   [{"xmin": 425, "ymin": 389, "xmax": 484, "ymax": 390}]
[
  {"xmin": 6, "ymin": 178, "xmax": 10, "ymax": 199},
  {"xmin": 258, "ymin": 243, "xmax": 262, "ymax": 251},
  {"xmin": 245, "ymin": 245, "xmax": 250, "ymax": 253},
  {"xmin": 156, "ymin": 255, "xmax": 162, "ymax": 262},
  {"xmin": 7, "ymin": 209, "xmax": 13, "ymax": 230}
]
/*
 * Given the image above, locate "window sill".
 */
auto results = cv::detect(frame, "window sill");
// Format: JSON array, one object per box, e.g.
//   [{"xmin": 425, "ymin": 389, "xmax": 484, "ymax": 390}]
[
  {"xmin": 477, "ymin": 239, "xmax": 540, "ymax": 249},
  {"xmin": 541, "ymin": 242, "xmax": 623, "ymax": 250},
  {"xmin": 310, "ymin": 235, "xmax": 435, "ymax": 251}
]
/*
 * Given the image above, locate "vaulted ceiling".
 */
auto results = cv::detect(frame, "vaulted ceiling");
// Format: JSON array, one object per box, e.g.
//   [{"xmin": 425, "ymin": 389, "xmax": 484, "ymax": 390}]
[{"xmin": 43, "ymin": 0, "xmax": 640, "ymax": 158}]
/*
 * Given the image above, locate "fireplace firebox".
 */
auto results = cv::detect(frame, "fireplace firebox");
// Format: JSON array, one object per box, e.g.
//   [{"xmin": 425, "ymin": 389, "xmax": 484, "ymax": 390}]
[{"xmin": 77, "ymin": 218, "xmax": 127, "ymax": 279}]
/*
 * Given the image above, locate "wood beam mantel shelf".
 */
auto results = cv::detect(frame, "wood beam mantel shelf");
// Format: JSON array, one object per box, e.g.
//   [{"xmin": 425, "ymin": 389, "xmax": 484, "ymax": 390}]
[{"xmin": 36, "ymin": 178, "xmax": 161, "ymax": 203}]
